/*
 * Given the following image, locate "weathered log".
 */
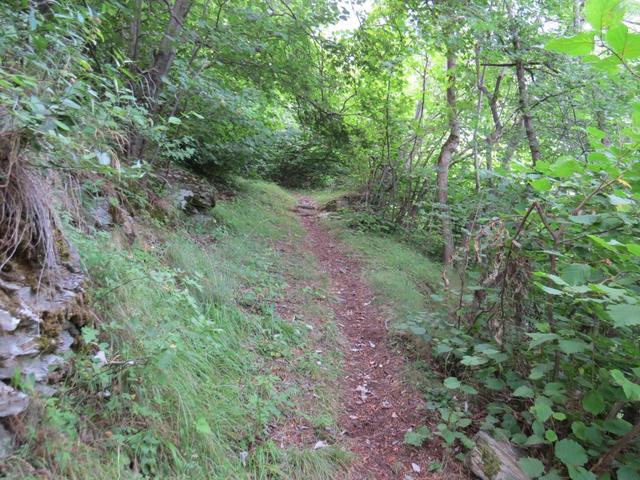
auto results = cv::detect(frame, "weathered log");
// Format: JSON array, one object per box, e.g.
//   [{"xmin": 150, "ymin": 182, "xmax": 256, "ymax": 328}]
[{"xmin": 465, "ymin": 431, "xmax": 530, "ymax": 480}]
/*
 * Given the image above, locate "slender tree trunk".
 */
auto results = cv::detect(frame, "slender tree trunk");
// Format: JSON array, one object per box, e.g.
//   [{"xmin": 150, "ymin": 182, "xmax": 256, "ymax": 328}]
[
  {"xmin": 146, "ymin": 0, "xmax": 193, "ymax": 108},
  {"xmin": 573, "ymin": 0, "xmax": 585, "ymax": 31},
  {"xmin": 514, "ymin": 57, "xmax": 540, "ymax": 165},
  {"xmin": 129, "ymin": 0, "xmax": 194, "ymax": 159},
  {"xmin": 472, "ymin": 43, "xmax": 484, "ymax": 193},
  {"xmin": 508, "ymin": 3, "xmax": 541, "ymax": 166},
  {"xmin": 129, "ymin": 0, "xmax": 142, "ymax": 61},
  {"xmin": 436, "ymin": 49, "xmax": 460, "ymax": 268}
]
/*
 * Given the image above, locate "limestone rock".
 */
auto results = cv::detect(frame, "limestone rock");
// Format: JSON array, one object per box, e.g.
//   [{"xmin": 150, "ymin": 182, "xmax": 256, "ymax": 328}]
[
  {"xmin": 0, "ymin": 246, "xmax": 86, "ymax": 419},
  {"xmin": 0, "ymin": 383, "xmax": 29, "ymax": 417}
]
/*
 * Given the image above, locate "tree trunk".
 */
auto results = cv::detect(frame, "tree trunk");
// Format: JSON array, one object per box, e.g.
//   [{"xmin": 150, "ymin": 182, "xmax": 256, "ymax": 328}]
[
  {"xmin": 508, "ymin": 3, "xmax": 541, "ymax": 166},
  {"xmin": 436, "ymin": 49, "xmax": 460, "ymax": 267},
  {"xmin": 146, "ymin": 0, "xmax": 193, "ymax": 108},
  {"xmin": 573, "ymin": 0, "xmax": 585, "ymax": 31},
  {"xmin": 129, "ymin": 0, "xmax": 194, "ymax": 159}
]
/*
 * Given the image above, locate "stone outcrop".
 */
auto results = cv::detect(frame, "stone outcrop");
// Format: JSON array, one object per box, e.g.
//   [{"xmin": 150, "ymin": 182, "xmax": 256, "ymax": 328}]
[
  {"xmin": 0, "ymin": 245, "xmax": 86, "ymax": 422},
  {"xmin": 160, "ymin": 168, "xmax": 216, "ymax": 214}
]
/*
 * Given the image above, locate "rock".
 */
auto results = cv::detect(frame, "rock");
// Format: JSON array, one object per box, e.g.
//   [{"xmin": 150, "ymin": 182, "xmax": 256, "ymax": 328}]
[
  {"xmin": 465, "ymin": 431, "xmax": 529, "ymax": 480},
  {"xmin": 92, "ymin": 198, "xmax": 113, "ymax": 228},
  {"xmin": 0, "ymin": 423, "xmax": 14, "ymax": 458},
  {"xmin": 0, "ymin": 354, "xmax": 64, "ymax": 382},
  {"xmin": 0, "ymin": 328, "xmax": 40, "ymax": 357},
  {"xmin": 93, "ymin": 350, "xmax": 107, "ymax": 366},
  {"xmin": 0, "ymin": 252, "xmax": 86, "ymax": 419},
  {"xmin": 173, "ymin": 188, "xmax": 215, "ymax": 214},
  {"xmin": 0, "ymin": 308, "xmax": 20, "ymax": 332},
  {"xmin": 160, "ymin": 167, "xmax": 217, "ymax": 215},
  {"xmin": 0, "ymin": 383, "xmax": 29, "ymax": 417}
]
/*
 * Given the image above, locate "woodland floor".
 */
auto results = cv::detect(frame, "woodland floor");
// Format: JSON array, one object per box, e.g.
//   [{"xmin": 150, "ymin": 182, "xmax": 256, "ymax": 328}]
[{"xmin": 280, "ymin": 197, "xmax": 456, "ymax": 480}]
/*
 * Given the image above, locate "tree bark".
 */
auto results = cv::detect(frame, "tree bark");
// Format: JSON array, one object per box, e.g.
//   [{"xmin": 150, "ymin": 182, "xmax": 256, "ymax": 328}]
[
  {"xmin": 508, "ymin": 4, "xmax": 541, "ymax": 166},
  {"xmin": 129, "ymin": 0, "xmax": 194, "ymax": 159},
  {"xmin": 146, "ymin": 0, "xmax": 193, "ymax": 108},
  {"xmin": 573, "ymin": 0, "xmax": 585, "ymax": 31},
  {"xmin": 436, "ymin": 49, "xmax": 460, "ymax": 267}
]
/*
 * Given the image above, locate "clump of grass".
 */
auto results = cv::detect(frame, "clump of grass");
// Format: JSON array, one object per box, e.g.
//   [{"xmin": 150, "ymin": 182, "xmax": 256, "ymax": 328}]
[{"xmin": 213, "ymin": 179, "xmax": 301, "ymax": 239}]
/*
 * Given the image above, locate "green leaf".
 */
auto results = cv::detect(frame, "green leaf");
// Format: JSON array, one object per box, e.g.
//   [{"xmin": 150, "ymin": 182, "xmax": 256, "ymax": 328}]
[
  {"xmin": 586, "ymin": 126, "xmax": 606, "ymax": 140},
  {"xmin": 626, "ymin": 243, "xmax": 640, "ymax": 256},
  {"xmin": 585, "ymin": 0, "xmax": 625, "ymax": 31},
  {"xmin": 558, "ymin": 339, "xmax": 590, "ymax": 355},
  {"xmin": 530, "ymin": 363, "xmax": 554, "ymax": 380},
  {"xmin": 518, "ymin": 457, "xmax": 545, "ymax": 478},
  {"xmin": 545, "ymin": 430, "xmax": 558, "ymax": 442},
  {"xmin": 531, "ymin": 177, "xmax": 552, "ymax": 191},
  {"xmin": 536, "ymin": 283, "xmax": 563, "ymax": 296},
  {"xmin": 531, "ymin": 397, "xmax": 554, "ymax": 422},
  {"xmin": 513, "ymin": 385, "xmax": 535, "ymax": 398},
  {"xmin": 554, "ymin": 438, "xmax": 588, "ymax": 466},
  {"xmin": 605, "ymin": 23, "xmax": 640, "ymax": 59},
  {"xmin": 568, "ymin": 465, "xmax": 597, "ymax": 480},
  {"xmin": 572, "ymin": 421, "xmax": 603, "ymax": 446},
  {"xmin": 617, "ymin": 466, "xmax": 640, "ymax": 480},
  {"xmin": 611, "ymin": 369, "xmax": 640, "ymax": 401},
  {"xmin": 549, "ymin": 156, "xmax": 583, "ymax": 178},
  {"xmin": 443, "ymin": 377, "xmax": 461, "ymax": 389},
  {"xmin": 546, "ymin": 32, "xmax": 595, "ymax": 56},
  {"xmin": 607, "ymin": 303, "xmax": 640, "ymax": 328},
  {"xmin": 527, "ymin": 333, "xmax": 559, "ymax": 349},
  {"xmin": 588, "ymin": 235, "xmax": 617, "ymax": 251},
  {"xmin": 569, "ymin": 215, "xmax": 599, "ymax": 225},
  {"xmin": 168, "ymin": 116, "xmax": 182, "ymax": 125},
  {"xmin": 404, "ymin": 425, "xmax": 431, "ymax": 447},
  {"xmin": 195, "ymin": 417, "xmax": 213, "ymax": 435},
  {"xmin": 561, "ymin": 264, "xmax": 592, "ymax": 286},
  {"xmin": 484, "ymin": 377, "xmax": 506, "ymax": 391},
  {"xmin": 582, "ymin": 391, "xmax": 605, "ymax": 415},
  {"xmin": 608, "ymin": 194, "xmax": 633, "ymax": 206},
  {"xmin": 461, "ymin": 355, "xmax": 488, "ymax": 366}
]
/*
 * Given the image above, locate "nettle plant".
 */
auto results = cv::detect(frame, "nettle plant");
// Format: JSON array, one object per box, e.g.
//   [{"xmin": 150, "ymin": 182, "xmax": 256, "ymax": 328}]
[{"xmin": 412, "ymin": 1, "xmax": 640, "ymax": 478}]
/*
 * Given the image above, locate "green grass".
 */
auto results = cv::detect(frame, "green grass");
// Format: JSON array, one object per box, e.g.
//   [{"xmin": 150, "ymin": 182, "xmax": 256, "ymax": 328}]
[{"xmin": 5, "ymin": 180, "xmax": 347, "ymax": 480}]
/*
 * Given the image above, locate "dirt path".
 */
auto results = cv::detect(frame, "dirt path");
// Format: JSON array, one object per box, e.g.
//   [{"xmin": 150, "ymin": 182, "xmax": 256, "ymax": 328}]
[{"xmin": 292, "ymin": 197, "xmax": 444, "ymax": 480}]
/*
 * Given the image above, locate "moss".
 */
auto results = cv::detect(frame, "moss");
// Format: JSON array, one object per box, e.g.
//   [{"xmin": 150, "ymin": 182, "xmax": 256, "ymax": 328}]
[{"xmin": 480, "ymin": 443, "xmax": 501, "ymax": 479}]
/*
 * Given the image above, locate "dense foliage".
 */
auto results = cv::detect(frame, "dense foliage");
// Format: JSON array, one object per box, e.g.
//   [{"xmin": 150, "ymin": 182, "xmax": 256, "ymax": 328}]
[{"xmin": 2, "ymin": 0, "xmax": 640, "ymax": 478}]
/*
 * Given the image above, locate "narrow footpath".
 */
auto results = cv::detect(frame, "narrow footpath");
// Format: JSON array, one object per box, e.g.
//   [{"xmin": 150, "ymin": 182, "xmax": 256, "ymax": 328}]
[{"xmin": 293, "ymin": 197, "xmax": 444, "ymax": 480}]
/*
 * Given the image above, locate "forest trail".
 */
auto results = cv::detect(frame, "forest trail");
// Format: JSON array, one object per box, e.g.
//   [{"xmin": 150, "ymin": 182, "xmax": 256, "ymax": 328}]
[{"xmin": 291, "ymin": 197, "xmax": 445, "ymax": 480}]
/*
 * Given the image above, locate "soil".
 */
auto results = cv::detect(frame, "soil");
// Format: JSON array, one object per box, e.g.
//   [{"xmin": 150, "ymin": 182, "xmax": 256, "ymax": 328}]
[{"xmin": 287, "ymin": 197, "xmax": 460, "ymax": 480}]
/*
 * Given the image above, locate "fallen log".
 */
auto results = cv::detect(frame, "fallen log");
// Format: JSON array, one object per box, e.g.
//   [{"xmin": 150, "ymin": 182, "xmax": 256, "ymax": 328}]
[{"xmin": 465, "ymin": 431, "xmax": 530, "ymax": 480}]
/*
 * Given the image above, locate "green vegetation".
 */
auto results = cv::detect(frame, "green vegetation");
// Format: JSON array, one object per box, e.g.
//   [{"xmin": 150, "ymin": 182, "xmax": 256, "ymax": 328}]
[
  {"xmin": 4, "ymin": 182, "xmax": 347, "ymax": 479},
  {"xmin": 2, "ymin": 0, "xmax": 640, "ymax": 478}
]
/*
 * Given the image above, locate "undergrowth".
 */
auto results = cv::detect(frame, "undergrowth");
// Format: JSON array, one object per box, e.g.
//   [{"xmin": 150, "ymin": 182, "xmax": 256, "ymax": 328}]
[{"xmin": 3, "ymin": 181, "xmax": 347, "ymax": 480}]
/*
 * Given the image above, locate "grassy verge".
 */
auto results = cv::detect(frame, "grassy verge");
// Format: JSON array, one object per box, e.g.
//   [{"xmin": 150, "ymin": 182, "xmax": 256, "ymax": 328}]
[{"xmin": 5, "ymin": 180, "xmax": 347, "ymax": 480}]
